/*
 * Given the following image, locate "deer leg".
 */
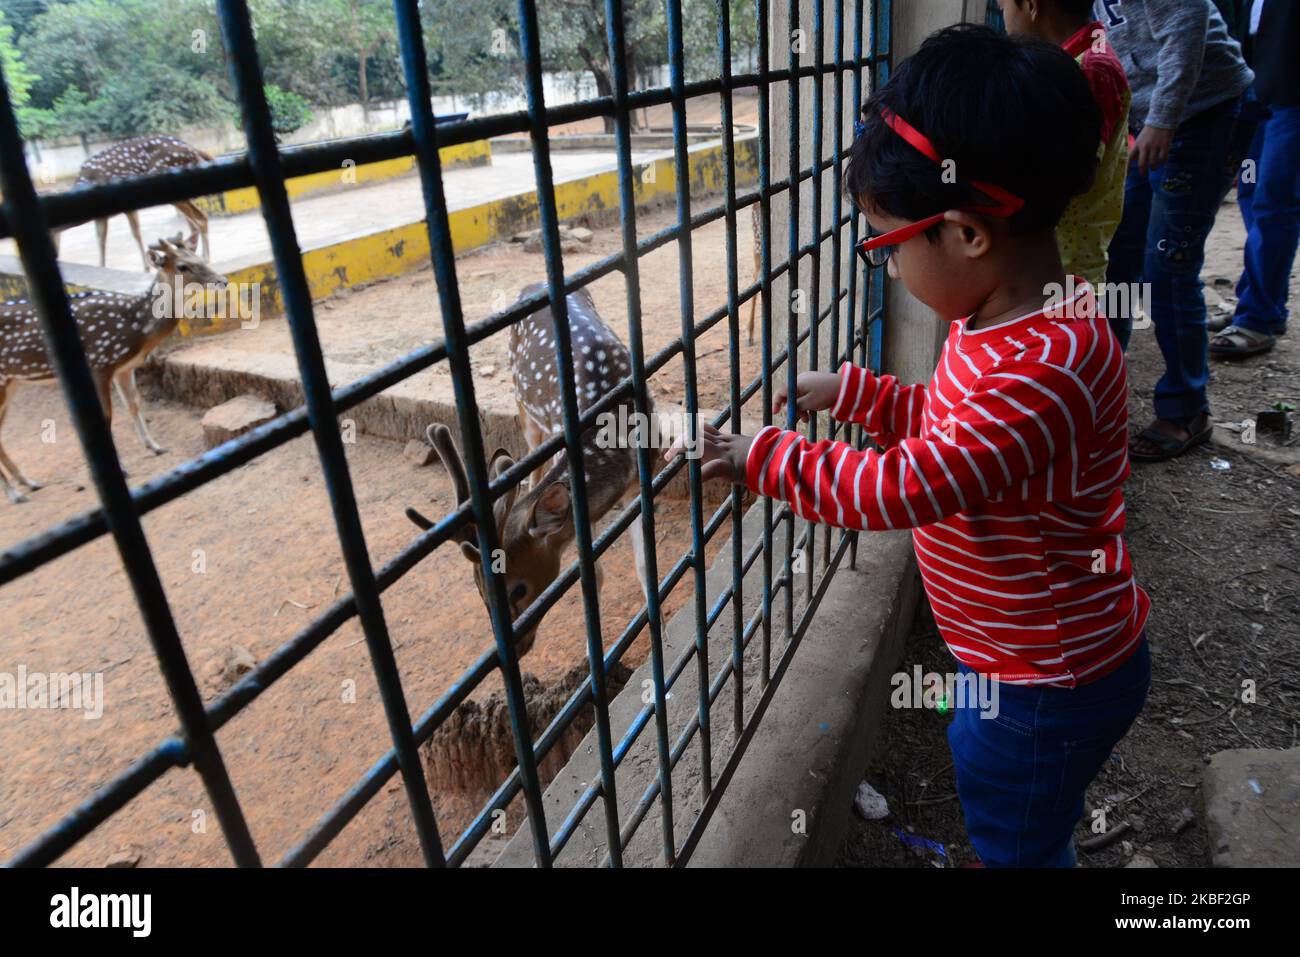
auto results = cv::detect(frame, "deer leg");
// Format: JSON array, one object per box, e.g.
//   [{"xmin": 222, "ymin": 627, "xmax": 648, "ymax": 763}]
[
  {"xmin": 625, "ymin": 493, "xmax": 651, "ymax": 605},
  {"xmin": 0, "ymin": 384, "xmax": 36, "ymax": 503},
  {"xmin": 94, "ymin": 217, "xmax": 109, "ymax": 269},
  {"xmin": 114, "ymin": 367, "xmax": 166, "ymax": 455},
  {"xmin": 126, "ymin": 211, "xmax": 149, "ymax": 271},
  {"xmin": 747, "ymin": 246, "xmax": 760, "ymax": 346}
]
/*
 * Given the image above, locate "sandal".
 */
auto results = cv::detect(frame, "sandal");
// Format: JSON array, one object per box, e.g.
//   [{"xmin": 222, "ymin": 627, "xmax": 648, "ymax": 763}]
[
  {"xmin": 1129, "ymin": 413, "xmax": 1212, "ymax": 463},
  {"xmin": 1209, "ymin": 324, "xmax": 1275, "ymax": 359}
]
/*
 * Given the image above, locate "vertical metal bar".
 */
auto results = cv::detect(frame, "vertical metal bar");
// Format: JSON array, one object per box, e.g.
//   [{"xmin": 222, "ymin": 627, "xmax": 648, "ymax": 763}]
[
  {"xmin": 603, "ymin": 0, "xmax": 678, "ymax": 864},
  {"xmin": 665, "ymin": 0, "xmax": 712, "ymax": 797},
  {"xmin": 783, "ymin": 0, "xmax": 800, "ymax": 648},
  {"xmin": 216, "ymin": 0, "xmax": 444, "ymax": 867},
  {"xmin": 825, "ymin": 0, "xmax": 845, "ymax": 571},
  {"xmin": 507, "ymin": 0, "xmax": 625, "ymax": 866},
  {"xmin": 867, "ymin": 0, "xmax": 891, "ymax": 375},
  {"xmin": 390, "ymin": 0, "xmax": 552, "ymax": 867},
  {"xmin": 806, "ymin": 0, "xmax": 825, "ymax": 592},
  {"xmin": 846, "ymin": 0, "xmax": 865, "ymax": 572},
  {"xmin": 756, "ymin": 0, "xmax": 775, "ymax": 688},
  {"xmin": 717, "ymin": 0, "xmax": 746, "ymax": 739},
  {"xmin": 0, "ymin": 58, "xmax": 261, "ymax": 868}
]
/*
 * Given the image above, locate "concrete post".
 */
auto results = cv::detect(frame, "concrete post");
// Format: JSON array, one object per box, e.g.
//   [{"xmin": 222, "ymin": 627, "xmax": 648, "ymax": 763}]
[{"xmin": 769, "ymin": 0, "xmax": 974, "ymax": 391}]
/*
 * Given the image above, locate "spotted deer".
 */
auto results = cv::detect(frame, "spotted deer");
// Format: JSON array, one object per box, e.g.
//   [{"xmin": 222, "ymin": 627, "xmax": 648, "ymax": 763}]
[
  {"xmin": 406, "ymin": 283, "xmax": 649, "ymax": 656},
  {"xmin": 53, "ymin": 135, "xmax": 214, "ymax": 270},
  {"xmin": 746, "ymin": 203, "xmax": 760, "ymax": 345},
  {"xmin": 0, "ymin": 233, "xmax": 226, "ymax": 503}
]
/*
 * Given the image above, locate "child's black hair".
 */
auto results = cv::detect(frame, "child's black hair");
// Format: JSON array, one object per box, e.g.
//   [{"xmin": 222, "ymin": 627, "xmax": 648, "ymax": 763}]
[
  {"xmin": 845, "ymin": 23, "xmax": 1101, "ymax": 237},
  {"xmin": 1054, "ymin": 0, "xmax": 1103, "ymax": 20}
]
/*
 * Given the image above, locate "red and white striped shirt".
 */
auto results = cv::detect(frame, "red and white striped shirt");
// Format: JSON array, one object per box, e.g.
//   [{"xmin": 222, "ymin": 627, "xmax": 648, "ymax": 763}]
[{"xmin": 745, "ymin": 282, "xmax": 1149, "ymax": 686}]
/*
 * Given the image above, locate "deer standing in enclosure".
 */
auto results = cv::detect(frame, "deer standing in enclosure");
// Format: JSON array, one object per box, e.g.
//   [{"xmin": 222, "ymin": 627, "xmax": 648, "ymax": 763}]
[
  {"xmin": 53, "ymin": 135, "xmax": 214, "ymax": 270},
  {"xmin": 0, "ymin": 234, "xmax": 226, "ymax": 503},
  {"xmin": 407, "ymin": 284, "xmax": 650, "ymax": 657}
]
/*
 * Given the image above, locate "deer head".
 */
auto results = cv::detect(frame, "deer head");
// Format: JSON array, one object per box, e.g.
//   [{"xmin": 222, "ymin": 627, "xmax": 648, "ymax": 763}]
[
  {"xmin": 147, "ymin": 232, "xmax": 226, "ymax": 288},
  {"xmin": 407, "ymin": 424, "xmax": 573, "ymax": 658}
]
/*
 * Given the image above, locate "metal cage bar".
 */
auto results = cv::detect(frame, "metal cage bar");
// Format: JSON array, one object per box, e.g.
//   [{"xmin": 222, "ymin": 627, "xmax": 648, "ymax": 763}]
[{"xmin": 0, "ymin": 0, "xmax": 891, "ymax": 869}]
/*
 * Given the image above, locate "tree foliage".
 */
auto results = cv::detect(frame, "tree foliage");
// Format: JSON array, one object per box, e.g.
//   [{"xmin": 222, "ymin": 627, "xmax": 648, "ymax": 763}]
[{"xmin": 3, "ymin": 0, "xmax": 758, "ymax": 141}]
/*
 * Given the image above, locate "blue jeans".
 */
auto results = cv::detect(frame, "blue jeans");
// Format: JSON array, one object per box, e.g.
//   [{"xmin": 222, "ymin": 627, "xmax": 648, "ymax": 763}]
[
  {"xmin": 1234, "ymin": 95, "xmax": 1300, "ymax": 337},
  {"xmin": 1106, "ymin": 97, "xmax": 1241, "ymax": 422},
  {"xmin": 946, "ymin": 639, "xmax": 1150, "ymax": 868}
]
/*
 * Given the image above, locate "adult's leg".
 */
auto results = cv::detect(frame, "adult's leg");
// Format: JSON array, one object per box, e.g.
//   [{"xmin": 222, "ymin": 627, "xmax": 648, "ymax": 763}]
[
  {"xmin": 1105, "ymin": 155, "xmax": 1154, "ymax": 351},
  {"xmin": 1230, "ymin": 104, "xmax": 1300, "ymax": 337},
  {"xmin": 1142, "ymin": 101, "xmax": 1240, "ymax": 430}
]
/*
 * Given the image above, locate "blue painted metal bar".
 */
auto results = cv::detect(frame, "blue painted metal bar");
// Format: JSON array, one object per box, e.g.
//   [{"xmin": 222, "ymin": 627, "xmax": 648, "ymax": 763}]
[
  {"xmin": 389, "ymin": 0, "xmax": 553, "ymax": 866},
  {"xmin": 603, "ymin": 0, "xmax": 678, "ymax": 865},
  {"xmin": 216, "ymin": 0, "xmax": 445, "ymax": 867},
  {"xmin": 665, "ymin": 0, "xmax": 714, "ymax": 801},
  {"xmin": 717, "ymin": 0, "xmax": 747, "ymax": 741},
  {"xmin": 0, "ymin": 53, "xmax": 261, "ymax": 869},
  {"xmin": 783, "ymin": 0, "xmax": 801, "ymax": 655},
  {"xmin": 807, "ymin": 0, "xmax": 826, "ymax": 596},
  {"xmin": 757, "ymin": 0, "xmax": 776, "ymax": 692},
  {"xmin": 510, "ymin": 0, "xmax": 626, "ymax": 866},
  {"xmin": 867, "ymin": 0, "xmax": 891, "ymax": 374}
]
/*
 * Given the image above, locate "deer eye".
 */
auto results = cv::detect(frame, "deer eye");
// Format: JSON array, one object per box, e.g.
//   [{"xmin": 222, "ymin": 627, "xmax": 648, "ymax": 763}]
[
  {"xmin": 509, "ymin": 583, "xmax": 528, "ymax": 604},
  {"xmin": 176, "ymin": 263, "xmax": 188, "ymax": 272}
]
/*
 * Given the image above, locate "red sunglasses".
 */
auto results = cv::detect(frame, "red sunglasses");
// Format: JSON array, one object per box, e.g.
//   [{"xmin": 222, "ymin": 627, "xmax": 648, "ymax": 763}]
[{"xmin": 856, "ymin": 108, "xmax": 1025, "ymax": 267}]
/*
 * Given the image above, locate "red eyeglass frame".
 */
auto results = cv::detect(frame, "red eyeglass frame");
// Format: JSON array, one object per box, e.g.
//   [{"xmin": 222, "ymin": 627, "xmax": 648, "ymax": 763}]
[{"xmin": 856, "ymin": 108, "xmax": 1025, "ymax": 267}]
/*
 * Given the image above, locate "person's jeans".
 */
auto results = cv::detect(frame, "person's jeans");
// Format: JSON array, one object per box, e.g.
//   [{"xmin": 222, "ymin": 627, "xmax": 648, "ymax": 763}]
[
  {"xmin": 946, "ymin": 639, "xmax": 1150, "ymax": 868},
  {"xmin": 1234, "ymin": 95, "xmax": 1300, "ymax": 337},
  {"xmin": 1106, "ymin": 97, "xmax": 1241, "ymax": 423}
]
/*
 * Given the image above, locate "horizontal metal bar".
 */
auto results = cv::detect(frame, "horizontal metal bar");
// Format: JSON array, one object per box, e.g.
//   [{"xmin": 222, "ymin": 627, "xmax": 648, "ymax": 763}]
[{"xmin": 0, "ymin": 55, "xmax": 885, "ymax": 236}]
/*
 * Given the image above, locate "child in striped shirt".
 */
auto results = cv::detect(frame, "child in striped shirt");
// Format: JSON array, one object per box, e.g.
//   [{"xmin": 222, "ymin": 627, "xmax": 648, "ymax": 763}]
[{"xmin": 667, "ymin": 24, "xmax": 1150, "ymax": 867}]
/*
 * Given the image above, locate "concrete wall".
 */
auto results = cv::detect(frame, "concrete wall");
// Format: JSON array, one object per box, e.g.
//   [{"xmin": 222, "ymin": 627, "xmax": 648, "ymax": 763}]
[{"xmin": 880, "ymin": 0, "xmax": 974, "ymax": 386}]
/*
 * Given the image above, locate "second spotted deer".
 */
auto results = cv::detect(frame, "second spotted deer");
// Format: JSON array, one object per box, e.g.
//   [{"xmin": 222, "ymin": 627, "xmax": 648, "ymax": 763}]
[{"xmin": 407, "ymin": 283, "xmax": 650, "ymax": 656}]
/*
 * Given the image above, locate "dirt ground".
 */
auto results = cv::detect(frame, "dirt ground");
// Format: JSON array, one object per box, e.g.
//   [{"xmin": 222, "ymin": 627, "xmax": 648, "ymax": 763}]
[
  {"xmin": 0, "ymin": 193, "xmax": 779, "ymax": 866},
  {"xmin": 838, "ymin": 196, "xmax": 1300, "ymax": 868}
]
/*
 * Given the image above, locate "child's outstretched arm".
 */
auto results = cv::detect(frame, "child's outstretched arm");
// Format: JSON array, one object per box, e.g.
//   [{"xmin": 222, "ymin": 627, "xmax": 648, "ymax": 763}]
[
  {"xmin": 669, "ymin": 359, "xmax": 1096, "ymax": 531},
  {"xmin": 775, "ymin": 363, "xmax": 927, "ymax": 449}
]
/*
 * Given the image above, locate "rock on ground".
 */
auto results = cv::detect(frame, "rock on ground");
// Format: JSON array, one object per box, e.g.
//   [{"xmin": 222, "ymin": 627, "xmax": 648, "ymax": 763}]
[
  {"xmin": 1202, "ymin": 747, "xmax": 1300, "ymax": 867},
  {"xmin": 201, "ymin": 394, "xmax": 277, "ymax": 449}
]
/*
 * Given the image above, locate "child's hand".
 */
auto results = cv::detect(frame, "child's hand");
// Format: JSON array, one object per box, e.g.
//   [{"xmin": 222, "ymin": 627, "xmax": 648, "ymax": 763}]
[
  {"xmin": 772, "ymin": 370, "xmax": 842, "ymax": 422},
  {"xmin": 663, "ymin": 422, "xmax": 753, "ymax": 484}
]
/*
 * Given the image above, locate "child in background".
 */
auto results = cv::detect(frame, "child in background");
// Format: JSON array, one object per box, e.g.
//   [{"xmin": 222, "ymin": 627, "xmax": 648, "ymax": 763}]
[
  {"xmin": 668, "ymin": 24, "xmax": 1151, "ymax": 867},
  {"xmin": 1000, "ymin": 0, "xmax": 1130, "ymax": 292}
]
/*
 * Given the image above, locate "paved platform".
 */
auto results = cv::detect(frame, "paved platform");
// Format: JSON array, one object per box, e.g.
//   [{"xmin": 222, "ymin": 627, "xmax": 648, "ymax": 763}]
[{"xmin": 6, "ymin": 148, "xmax": 659, "ymax": 274}]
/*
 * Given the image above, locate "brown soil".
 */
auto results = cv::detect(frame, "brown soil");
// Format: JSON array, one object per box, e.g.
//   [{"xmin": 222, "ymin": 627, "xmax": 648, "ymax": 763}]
[
  {"xmin": 838, "ymin": 196, "xmax": 1300, "ymax": 868},
  {"xmin": 0, "ymin": 196, "xmax": 776, "ymax": 867}
]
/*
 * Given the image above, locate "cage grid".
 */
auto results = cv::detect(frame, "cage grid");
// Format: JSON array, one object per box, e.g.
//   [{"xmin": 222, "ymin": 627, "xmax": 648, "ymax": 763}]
[{"xmin": 0, "ymin": 0, "xmax": 891, "ymax": 868}]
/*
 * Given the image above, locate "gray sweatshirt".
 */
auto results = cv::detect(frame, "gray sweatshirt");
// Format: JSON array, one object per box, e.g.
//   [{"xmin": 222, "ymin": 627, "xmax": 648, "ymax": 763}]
[{"xmin": 1096, "ymin": 0, "xmax": 1254, "ymax": 130}]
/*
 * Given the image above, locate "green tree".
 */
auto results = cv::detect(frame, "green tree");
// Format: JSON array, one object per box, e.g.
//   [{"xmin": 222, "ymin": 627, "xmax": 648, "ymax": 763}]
[{"xmin": 264, "ymin": 82, "xmax": 313, "ymax": 141}]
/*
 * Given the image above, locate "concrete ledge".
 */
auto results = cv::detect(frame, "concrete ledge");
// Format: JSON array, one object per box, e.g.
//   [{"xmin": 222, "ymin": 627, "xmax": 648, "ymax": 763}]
[
  {"xmin": 688, "ymin": 535, "xmax": 919, "ymax": 867},
  {"xmin": 194, "ymin": 139, "xmax": 492, "ymax": 216},
  {"xmin": 492, "ymin": 499, "xmax": 918, "ymax": 867}
]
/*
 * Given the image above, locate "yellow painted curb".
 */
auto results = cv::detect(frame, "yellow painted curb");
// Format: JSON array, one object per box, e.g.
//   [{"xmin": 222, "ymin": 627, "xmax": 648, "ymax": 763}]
[{"xmin": 196, "ymin": 138, "xmax": 491, "ymax": 216}]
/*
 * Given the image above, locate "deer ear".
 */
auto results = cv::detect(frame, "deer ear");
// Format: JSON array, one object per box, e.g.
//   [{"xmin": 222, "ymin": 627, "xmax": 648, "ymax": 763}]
[
  {"xmin": 528, "ymin": 481, "xmax": 571, "ymax": 538},
  {"xmin": 148, "ymin": 247, "xmax": 167, "ymax": 268},
  {"xmin": 459, "ymin": 541, "xmax": 481, "ymax": 563},
  {"xmin": 183, "ymin": 232, "xmax": 199, "ymax": 251}
]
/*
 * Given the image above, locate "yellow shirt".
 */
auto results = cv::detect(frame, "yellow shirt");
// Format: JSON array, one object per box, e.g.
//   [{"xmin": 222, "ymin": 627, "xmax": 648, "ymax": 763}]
[{"xmin": 1056, "ymin": 33, "xmax": 1132, "ymax": 290}]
